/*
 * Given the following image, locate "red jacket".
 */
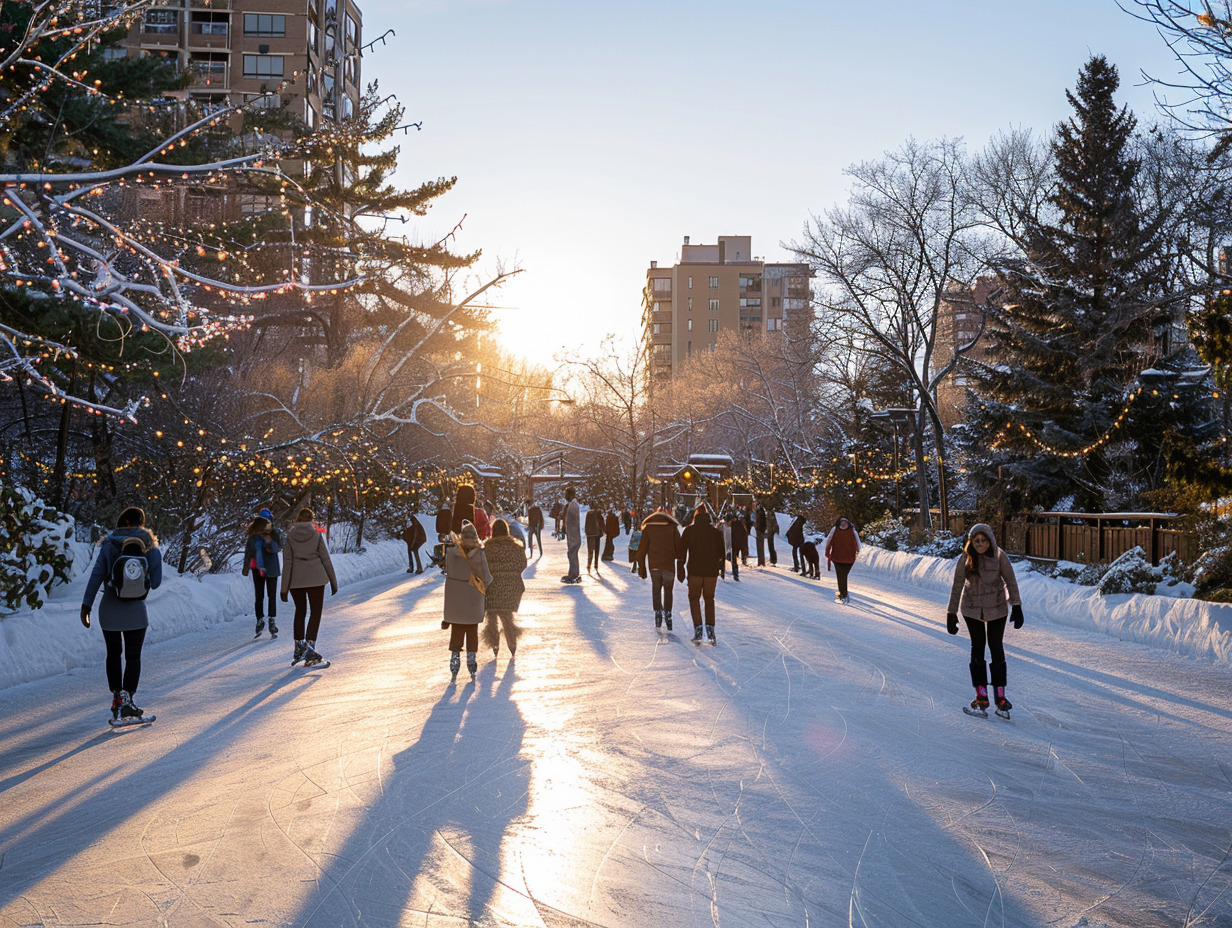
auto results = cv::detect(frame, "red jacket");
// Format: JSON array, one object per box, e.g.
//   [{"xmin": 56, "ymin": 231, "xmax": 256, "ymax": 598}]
[{"xmin": 824, "ymin": 523, "xmax": 860, "ymax": 564}]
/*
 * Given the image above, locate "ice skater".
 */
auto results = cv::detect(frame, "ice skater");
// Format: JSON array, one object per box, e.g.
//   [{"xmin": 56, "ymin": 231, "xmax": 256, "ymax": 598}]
[
  {"xmin": 823, "ymin": 517, "xmax": 861, "ymax": 603},
  {"xmin": 681, "ymin": 505, "xmax": 725, "ymax": 644},
  {"xmin": 633, "ymin": 507, "xmax": 685, "ymax": 630},
  {"xmin": 80, "ymin": 506, "xmax": 163, "ymax": 724},
  {"xmin": 242, "ymin": 512, "xmax": 281, "ymax": 637},
  {"xmin": 946, "ymin": 523, "xmax": 1023, "ymax": 717},
  {"xmin": 280, "ymin": 508, "xmax": 338, "ymax": 667},
  {"xmin": 443, "ymin": 522, "xmax": 493, "ymax": 680},
  {"xmin": 482, "ymin": 519, "xmax": 527, "ymax": 658}
]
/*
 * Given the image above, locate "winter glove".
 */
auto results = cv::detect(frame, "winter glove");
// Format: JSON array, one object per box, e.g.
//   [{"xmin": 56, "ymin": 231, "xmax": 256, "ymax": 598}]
[
  {"xmin": 1010, "ymin": 604, "xmax": 1024, "ymax": 629},
  {"xmin": 330, "ymin": 584, "xmax": 338, "ymax": 596},
  {"xmin": 280, "ymin": 591, "xmax": 288, "ymax": 603},
  {"xmin": 80, "ymin": 606, "xmax": 91, "ymax": 629},
  {"xmin": 946, "ymin": 612, "xmax": 958, "ymax": 635},
  {"xmin": 441, "ymin": 619, "xmax": 450, "ymax": 630},
  {"xmin": 677, "ymin": 563, "xmax": 686, "ymax": 583}
]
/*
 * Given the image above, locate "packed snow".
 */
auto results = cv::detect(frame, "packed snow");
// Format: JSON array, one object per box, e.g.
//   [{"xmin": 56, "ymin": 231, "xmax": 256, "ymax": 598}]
[{"xmin": 2, "ymin": 522, "xmax": 1231, "ymax": 928}]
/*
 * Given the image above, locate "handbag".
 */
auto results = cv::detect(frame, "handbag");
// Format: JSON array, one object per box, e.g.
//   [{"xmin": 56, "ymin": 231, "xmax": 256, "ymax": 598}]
[{"xmin": 450, "ymin": 533, "xmax": 486, "ymax": 596}]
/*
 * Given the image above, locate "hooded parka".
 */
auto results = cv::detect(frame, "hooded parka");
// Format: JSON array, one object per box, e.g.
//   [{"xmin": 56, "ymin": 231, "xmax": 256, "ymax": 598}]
[{"xmin": 947, "ymin": 523, "xmax": 1021, "ymax": 622}]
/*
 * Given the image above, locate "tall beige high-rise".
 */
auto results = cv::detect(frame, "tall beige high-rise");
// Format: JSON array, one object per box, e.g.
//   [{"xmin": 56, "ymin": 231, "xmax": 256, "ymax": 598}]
[
  {"xmin": 643, "ymin": 236, "xmax": 811, "ymax": 382},
  {"xmin": 118, "ymin": 0, "xmax": 363, "ymax": 127}
]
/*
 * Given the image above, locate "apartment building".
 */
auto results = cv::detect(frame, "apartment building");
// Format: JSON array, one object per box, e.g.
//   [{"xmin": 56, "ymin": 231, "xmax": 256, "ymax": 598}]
[
  {"xmin": 643, "ymin": 235, "xmax": 811, "ymax": 382},
  {"xmin": 119, "ymin": 0, "xmax": 362, "ymax": 125},
  {"xmin": 934, "ymin": 278, "xmax": 998, "ymax": 429},
  {"xmin": 113, "ymin": 0, "xmax": 363, "ymax": 225}
]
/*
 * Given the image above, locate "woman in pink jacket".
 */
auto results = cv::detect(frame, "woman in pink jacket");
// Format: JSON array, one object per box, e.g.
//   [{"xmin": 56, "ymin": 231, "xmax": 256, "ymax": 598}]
[{"xmin": 946, "ymin": 523, "xmax": 1023, "ymax": 716}]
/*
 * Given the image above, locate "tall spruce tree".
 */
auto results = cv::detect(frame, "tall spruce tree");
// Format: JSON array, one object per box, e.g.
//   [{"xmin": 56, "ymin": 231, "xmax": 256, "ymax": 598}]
[{"xmin": 965, "ymin": 55, "xmax": 1170, "ymax": 512}]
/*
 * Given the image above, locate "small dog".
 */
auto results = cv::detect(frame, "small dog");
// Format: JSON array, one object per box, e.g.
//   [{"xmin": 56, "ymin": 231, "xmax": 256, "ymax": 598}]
[{"xmin": 799, "ymin": 540, "xmax": 821, "ymax": 579}]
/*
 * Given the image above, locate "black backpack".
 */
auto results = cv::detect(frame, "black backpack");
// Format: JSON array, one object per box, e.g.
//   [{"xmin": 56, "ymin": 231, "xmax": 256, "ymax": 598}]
[{"xmin": 109, "ymin": 537, "xmax": 151, "ymax": 600}]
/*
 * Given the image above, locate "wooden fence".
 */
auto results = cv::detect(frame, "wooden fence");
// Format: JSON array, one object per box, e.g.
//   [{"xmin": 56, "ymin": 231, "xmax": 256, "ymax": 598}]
[{"xmin": 911, "ymin": 511, "xmax": 1200, "ymax": 566}]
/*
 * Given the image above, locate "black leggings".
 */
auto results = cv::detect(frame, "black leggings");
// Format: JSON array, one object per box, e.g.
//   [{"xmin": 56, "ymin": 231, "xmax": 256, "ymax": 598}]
[
  {"xmin": 964, "ymin": 616, "xmax": 1007, "ymax": 665},
  {"xmin": 251, "ymin": 572, "xmax": 277, "ymax": 619},
  {"xmin": 103, "ymin": 627, "xmax": 147, "ymax": 695},
  {"xmin": 290, "ymin": 586, "xmax": 325, "ymax": 641}
]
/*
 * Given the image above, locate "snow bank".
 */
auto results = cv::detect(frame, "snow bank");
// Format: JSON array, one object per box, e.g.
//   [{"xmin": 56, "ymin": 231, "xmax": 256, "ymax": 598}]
[{"xmin": 860, "ymin": 547, "xmax": 1232, "ymax": 665}]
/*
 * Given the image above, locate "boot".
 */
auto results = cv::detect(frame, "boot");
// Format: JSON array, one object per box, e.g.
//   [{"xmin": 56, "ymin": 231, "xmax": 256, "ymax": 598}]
[
  {"xmin": 466, "ymin": 651, "xmax": 478, "ymax": 679},
  {"xmin": 254, "ymin": 617, "xmax": 266, "ymax": 636},
  {"xmin": 303, "ymin": 640, "xmax": 325, "ymax": 666},
  {"xmin": 111, "ymin": 691, "xmax": 123, "ymax": 722},
  {"xmin": 118, "ymin": 690, "xmax": 143, "ymax": 719},
  {"xmin": 705, "ymin": 624, "xmax": 716, "ymax": 644},
  {"xmin": 654, "ymin": 609, "xmax": 663, "ymax": 629},
  {"xmin": 691, "ymin": 625, "xmax": 704, "ymax": 643},
  {"xmin": 293, "ymin": 640, "xmax": 307, "ymax": 665},
  {"xmin": 267, "ymin": 618, "xmax": 278, "ymax": 637},
  {"xmin": 970, "ymin": 661, "xmax": 989, "ymax": 709},
  {"xmin": 449, "ymin": 651, "xmax": 461, "ymax": 681},
  {"xmin": 991, "ymin": 662, "xmax": 1010, "ymax": 712},
  {"xmin": 664, "ymin": 610, "xmax": 673, "ymax": 631}
]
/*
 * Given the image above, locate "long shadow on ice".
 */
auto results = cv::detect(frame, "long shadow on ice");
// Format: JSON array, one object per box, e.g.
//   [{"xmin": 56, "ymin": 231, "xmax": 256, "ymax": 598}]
[
  {"xmin": 293, "ymin": 661, "xmax": 529, "ymax": 927},
  {"xmin": 0, "ymin": 671, "xmax": 318, "ymax": 908}
]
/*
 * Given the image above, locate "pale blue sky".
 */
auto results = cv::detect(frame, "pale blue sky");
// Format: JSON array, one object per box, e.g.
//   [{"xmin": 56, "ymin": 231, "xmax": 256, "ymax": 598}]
[{"xmin": 359, "ymin": 0, "xmax": 1193, "ymax": 361}]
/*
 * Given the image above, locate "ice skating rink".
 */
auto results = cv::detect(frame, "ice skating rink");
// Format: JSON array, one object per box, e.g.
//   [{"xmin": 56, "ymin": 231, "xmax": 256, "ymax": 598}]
[{"xmin": 2, "ymin": 537, "xmax": 1231, "ymax": 928}]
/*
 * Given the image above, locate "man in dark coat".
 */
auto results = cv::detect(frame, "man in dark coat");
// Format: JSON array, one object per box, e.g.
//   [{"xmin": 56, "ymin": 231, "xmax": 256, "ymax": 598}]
[
  {"xmin": 728, "ymin": 512, "xmax": 749, "ymax": 575},
  {"xmin": 525, "ymin": 499, "xmax": 544, "ymax": 557},
  {"xmin": 402, "ymin": 517, "xmax": 428, "ymax": 573},
  {"xmin": 785, "ymin": 515, "xmax": 807, "ymax": 573},
  {"xmin": 682, "ymin": 506, "xmax": 725, "ymax": 644},
  {"xmin": 602, "ymin": 508, "xmax": 620, "ymax": 560},
  {"xmin": 633, "ymin": 509, "xmax": 685, "ymax": 630},
  {"xmin": 584, "ymin": 504, "xmax": 604, "ymax": 574}
]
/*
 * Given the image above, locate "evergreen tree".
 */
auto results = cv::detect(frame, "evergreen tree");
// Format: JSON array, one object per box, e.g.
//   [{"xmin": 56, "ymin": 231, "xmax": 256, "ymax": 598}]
[{"xmin": 965, "ymin": 55, "xmax": 1170, "ymax": 511}]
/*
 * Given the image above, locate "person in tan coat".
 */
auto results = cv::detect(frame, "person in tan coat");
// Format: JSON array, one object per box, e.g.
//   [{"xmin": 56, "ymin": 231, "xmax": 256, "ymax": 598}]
[
  {"xmin": 946, "ymin": 523, "xmax": 1023, "ymax": 715},
  {"xmin": 280, "ymin": 508, "xmax": 338, "ymax": 666},
  {"xmin": 482, "ymin": 519, "xmax": 527, "ymax": 658},
  {"xmin": 443, "ymin": 522, "xmax": 493, "ymax": 681}
]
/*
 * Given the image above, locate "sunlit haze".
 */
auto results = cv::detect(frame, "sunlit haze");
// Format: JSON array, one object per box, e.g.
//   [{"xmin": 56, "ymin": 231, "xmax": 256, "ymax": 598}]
[{"xmin": 361, "ymin": 0, "xmax": 1191, "ymax": 363}]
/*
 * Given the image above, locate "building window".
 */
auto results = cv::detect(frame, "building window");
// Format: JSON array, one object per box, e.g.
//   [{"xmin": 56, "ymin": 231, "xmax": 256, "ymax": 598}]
[
  {"xmin": 143, "ymin": 9, "xmax": 178, "ymax": 33},
  {"xmin": 687, "ymin": 341, "xmax": 692, "ymax": 356},
  {"xmin": 739, "ymin": 273, "xmax": 762, "ymax": 291},
  {"xmin": 740, "ymin": 298, "xmax": 761, "ymax": 310},
  {"xmin": 708, "ymin": 299, "xmax": 719, "ymax": 312},
  {"xmin": 767, "ymin": 318, "xmax": 781, "ymax": 331},
  {"xmin": 191, "ymin": 11, "xmax": 229, "ymax": 35},
  {"xmin": 688, "ymin": 276, "xmax": 693, "ymax": 289},
  {"xmin": 243, "ymin": 54, "xmax": 284, "ymax": 78},
  {"xmin": 244, "ymin": 13, "xmax": 286, "ymax": 36},
  {"xmin": 708, "ymin": 319, "xmax": 719, "ymax": 333},
  {"xmin": 687, "ymin": 319, "xmax": 693, "ymax": 331},
  {"xmin": 771, "ymin": 297, "xmax": 780, "ymax": 308},
  {"xmin": 652, "ymin": 278, "xmax": 671, "ymax": 293},
  {"xmin": 687, "ymin": 298, "xmax": 693, "ymax": 312},
  {"xmin": 708, "ymin": 276, "xmax": 719, "ymax": 288}
]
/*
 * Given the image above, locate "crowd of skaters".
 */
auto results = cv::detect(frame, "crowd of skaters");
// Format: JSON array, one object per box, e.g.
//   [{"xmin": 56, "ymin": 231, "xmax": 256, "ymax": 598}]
[{"xmin": 75, "ymin": 484, "xmax": 1026, "ymax": 722}]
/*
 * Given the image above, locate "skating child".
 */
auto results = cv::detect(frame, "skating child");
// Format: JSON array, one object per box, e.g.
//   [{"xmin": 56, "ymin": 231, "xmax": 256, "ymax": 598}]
[{"xmin": 946, "ymin": 523, "xmax": 1024, "ymax": 716}]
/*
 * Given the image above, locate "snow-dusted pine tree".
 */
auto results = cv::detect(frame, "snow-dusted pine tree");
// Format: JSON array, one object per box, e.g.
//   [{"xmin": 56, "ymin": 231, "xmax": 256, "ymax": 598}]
[{"xmin": 965, "ymin": 56, "xmax": 1171, "ymax": 511}]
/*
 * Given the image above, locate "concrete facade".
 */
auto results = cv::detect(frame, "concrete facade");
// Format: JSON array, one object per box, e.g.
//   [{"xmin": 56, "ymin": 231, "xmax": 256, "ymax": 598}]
[{"xmin": 643, "ymin": 235, "xmax": 811, "ymax": 382}]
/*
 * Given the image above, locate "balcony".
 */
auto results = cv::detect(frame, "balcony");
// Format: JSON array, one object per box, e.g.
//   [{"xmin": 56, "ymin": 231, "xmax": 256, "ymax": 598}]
[{"xmin": 187, "ymin": 59, "xmax": 229, "ymax": 88}]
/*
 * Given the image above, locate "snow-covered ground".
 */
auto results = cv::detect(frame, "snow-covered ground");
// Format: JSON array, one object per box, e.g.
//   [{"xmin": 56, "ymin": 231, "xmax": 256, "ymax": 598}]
[{"xmin": 2, "ymin": 528, "xmax": 1231, "ymax": 927}]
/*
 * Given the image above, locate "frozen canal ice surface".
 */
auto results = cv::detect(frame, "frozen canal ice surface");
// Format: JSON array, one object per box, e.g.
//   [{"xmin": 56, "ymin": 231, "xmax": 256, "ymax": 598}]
[{"xmin": 2, "ymin": 539, "xmax": 1231, "ymax": 927}]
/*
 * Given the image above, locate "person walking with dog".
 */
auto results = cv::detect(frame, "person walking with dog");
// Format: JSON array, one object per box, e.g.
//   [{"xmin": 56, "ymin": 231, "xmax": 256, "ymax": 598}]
[{"xmin": 80, "ymin": 506, "xmax": 163, "ymax": 724}]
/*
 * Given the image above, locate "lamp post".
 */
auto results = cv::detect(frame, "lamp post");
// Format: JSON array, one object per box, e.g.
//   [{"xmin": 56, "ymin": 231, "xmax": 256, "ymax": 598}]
[{"xmin": 871, "ymin": 408, "xmax": 915, "ymax": 520}]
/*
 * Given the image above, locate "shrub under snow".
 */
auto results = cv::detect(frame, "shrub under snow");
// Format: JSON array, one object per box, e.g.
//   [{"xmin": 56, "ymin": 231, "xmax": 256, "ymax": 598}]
[{"xmin": 0, "ymin": 486, "xmax": 75, "ymax": 612}]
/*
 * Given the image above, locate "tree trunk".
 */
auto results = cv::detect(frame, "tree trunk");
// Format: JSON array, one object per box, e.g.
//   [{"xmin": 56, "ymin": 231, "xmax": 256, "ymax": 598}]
[{"xmin": 51, "ymin": 361, "xmax": 76, "ymax": 508}]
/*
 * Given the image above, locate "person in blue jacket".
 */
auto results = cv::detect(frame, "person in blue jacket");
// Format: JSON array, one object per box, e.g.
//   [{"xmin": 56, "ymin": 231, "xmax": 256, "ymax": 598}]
[{"xmin": 80, "ymin": 506, "xmax": 163, "ymax": 722}]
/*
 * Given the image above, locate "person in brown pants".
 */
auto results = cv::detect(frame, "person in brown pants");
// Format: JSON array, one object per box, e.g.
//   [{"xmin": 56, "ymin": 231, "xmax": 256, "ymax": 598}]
[{"xmin": 681, "ymin": 506, "xmax": 725, "ymax": 644}]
